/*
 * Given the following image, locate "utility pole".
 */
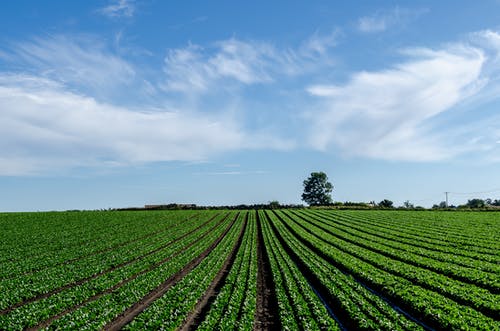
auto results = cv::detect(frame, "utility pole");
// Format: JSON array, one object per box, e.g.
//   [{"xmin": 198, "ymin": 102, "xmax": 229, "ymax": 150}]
[{"xmin": 445, "ymin": 192, "xmax": 449, "ymax": 207}]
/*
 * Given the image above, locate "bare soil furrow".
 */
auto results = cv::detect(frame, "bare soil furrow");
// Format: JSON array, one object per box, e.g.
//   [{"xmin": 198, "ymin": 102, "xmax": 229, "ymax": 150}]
[
  {"xmin": 179, "ymin": 212, "xmax": 248, "ymax": 331},
  {"xmin": 253, "ymin": 211, "xmax": 281, "ymax": 331},
  {"xmin": 101, "ymin": 213, "xmax": 239, "ymax": 331},
  {"xmin": 25, "ymin": 213, "xmax": 230, "ymax": 331},
  {"xmin": 0, "ymin": 213, "xmax": 221, "ymax": 315}
]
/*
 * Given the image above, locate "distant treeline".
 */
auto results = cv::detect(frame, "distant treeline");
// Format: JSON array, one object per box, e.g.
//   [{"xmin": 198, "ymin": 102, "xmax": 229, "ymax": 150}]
[
  {"xmin": 114, "ymin": 202, "xmax": 304, "ymax": 211},
  {"xmin": 96, "ymin": 198, "xmax": 500, "ymax": 212}
]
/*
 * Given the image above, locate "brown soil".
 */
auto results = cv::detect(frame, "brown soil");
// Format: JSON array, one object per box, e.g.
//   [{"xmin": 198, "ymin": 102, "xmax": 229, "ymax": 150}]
[
  {"xmin": 253, "ymin": 210, "xmax": 281, "ymax": 331},
  {"xmin": 179, "ymin": 212, "xmax": 248, "ymax": 331},
  {"xmin": 0, "ymin": 213, "xmax": 222, "ymax": 316},
  {"xmin": 102, "ymin": 213, "xmax": 239, "ymax": 331}
]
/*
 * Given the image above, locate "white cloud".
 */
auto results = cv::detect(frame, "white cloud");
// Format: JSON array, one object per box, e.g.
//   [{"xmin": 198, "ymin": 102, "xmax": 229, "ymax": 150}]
[
  {"xmin": 162, "ymin": 39, "xmax": 277, "ymax": 93},
  {"xmin": 306, "ymin": 45, "xmax": 486, "ymax": 161},
  {"xmin": 471, "ymin": 30, "xmax": 500, "ymax": 52},
  {"xmin": 357, "ymin": 7, "xmax": 426, "ymax": 33},
  {"xmin": 98, "ymin": 0, "xmax": 135, "ymax": 18},
  {"xmin": 0, "ymin": 74, "xmax": 292, "ymax": 176},
  {"xmin": 358, "ymin": 16, "xmax": 388, "ymax": 33},
  {"xmin": 5, "ymin": 35, "xmax": 136, "ymax": 99},
  {"xmin": 3, "ymin": 29, "xmax": 500, "ymax": 177},
  {"xmin": 162, "ymin": 33, "xmax": 339, "ymax": 94},
  {"xmin": 300, "ymin": 30, "xmax": 340, "ymax": 57}
]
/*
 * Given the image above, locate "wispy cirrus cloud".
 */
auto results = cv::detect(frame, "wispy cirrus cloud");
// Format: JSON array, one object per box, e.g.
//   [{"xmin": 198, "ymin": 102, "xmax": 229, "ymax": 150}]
[
  {"xmin": 306, "ymin": 44, "xmax": 493, "ymax": 161},
  {"xmin": 98, "ymin": 0, "xmax": 135, "ymax": 18},
  {"xmin": 357, "ymin": 7, "xmax": 427, "ymax": 33},
  {"xmin": 162, "ymin": 39, "xmax": 277, "ymax": 93},
  {"xmin": 300, "ymin": 29, "xmax": 341, "ymax": 57},
  {"xmin": 2, "ymin": 35, "xmax": 136, "ymax": 101},
  {"xmin": 162, "ymin": 31, "xmax": 339, "ymax": 94}
]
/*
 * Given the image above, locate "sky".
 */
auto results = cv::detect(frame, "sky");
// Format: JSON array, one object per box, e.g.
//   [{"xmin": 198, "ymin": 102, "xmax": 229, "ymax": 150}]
[{"xmin": 1, "ymin": 0, "xmax": 500, "ymax": 211}]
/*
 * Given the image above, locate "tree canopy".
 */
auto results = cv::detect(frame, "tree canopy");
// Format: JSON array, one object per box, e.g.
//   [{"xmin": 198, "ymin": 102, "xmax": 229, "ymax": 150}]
[
  {"xmin": 378, "ymin": 199, "xmax": 394, "ymax": 208},
  {"xmin": 302, "ymin": 172, "xmax": 333, "ymax": 206}
]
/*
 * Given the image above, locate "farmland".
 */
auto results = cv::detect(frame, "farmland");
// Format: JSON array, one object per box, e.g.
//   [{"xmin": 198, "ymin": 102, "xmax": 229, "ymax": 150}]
[{"xmin": 0, "ymin": 210, "xmax": 499, "ymax": 330}]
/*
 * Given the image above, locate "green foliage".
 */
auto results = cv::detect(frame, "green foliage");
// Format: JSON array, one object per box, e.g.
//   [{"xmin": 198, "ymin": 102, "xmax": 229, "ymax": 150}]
[
  {"xmin": 403, "ymin": 200, "xmax": 414, "ymax": 208},
  {"xmin": 465, "ymin": 198, "xmax": 486, "ymax": 208},
  {"xmin": 302, "ymin": 171, "xmax": 333, "ymax": 206},
  {"xmin": 268, "ymin": 200, "xmax": 281, "ymax": 209},
  {"xmin": 378, "ymin": 199, "xmax": 394, "ymax": 208},
  {"xmin": 1, "ymin": 209, "xmax": 499, "ymax": 330}
]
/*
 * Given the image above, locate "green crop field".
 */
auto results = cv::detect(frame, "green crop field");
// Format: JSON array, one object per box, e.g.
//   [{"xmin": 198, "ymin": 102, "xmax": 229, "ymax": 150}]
[{"xmin": 0, "ymin": 209, "xmax": 499, "ymax": 330}]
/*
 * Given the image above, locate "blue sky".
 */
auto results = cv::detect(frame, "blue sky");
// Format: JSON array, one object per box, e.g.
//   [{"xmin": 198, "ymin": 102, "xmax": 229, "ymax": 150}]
[{"xmin": 1, "ymin": 0, "xmax": 500, "ymax": 211}]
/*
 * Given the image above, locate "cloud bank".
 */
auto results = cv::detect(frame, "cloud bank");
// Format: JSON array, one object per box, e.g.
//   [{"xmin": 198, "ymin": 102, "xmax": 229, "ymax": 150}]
[
  {"xmin": 0, "ymin": 73, "xmax": 292, "ymax": 175},
  {"xmin": 1, "ymin": 29, "xmax": 500, "ymax": 175}
]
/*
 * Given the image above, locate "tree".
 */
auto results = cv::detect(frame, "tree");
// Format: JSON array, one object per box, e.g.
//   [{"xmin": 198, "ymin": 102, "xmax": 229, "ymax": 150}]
[
  {"xmin": 268, "ymin": 201, "xmax": 280, "ymax": 209},
  {"xmin": 432, "ymin": 201, "xmax": 447, "ymax": 209},
  {"xmin": 465, "ymin": 198, "xmax": 485, "ymax": 208},
  {"xmin": 302, "ymin": 172, "xmax": 333, "ymax": 206},
  {"xmin": 403, "ymin": 200, "xmax": 414, "ymax": 209},
  {"xmin": 378, "ymin": 199, "xmax": 394, "ymax": 208}
]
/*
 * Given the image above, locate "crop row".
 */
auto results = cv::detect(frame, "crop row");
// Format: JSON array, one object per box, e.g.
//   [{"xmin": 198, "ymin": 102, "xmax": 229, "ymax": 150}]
[
  {"xmin": 286, "ymin": 211, "xmax": 499, "ymax": 319},
  {"xmin": 0, "ymin": 211, "xmax": 199, "ymax": 265},
  {"xmin": 260, "ymin": 211, "xmax": 341, "ymax": 330},
  {"xmin": 123, "ymin": 212, "xmax": 246, "ymax": 330},
  {"xmin": 0, "ymin": 212, "xmax": 232, "ymax": 330},
  {"xmin": 0, "ymin": 212, "xmax": 220, "ymax": 312},
  {"xmin": 291, "ymin": 210, "xmax": 500, "ymax": 294},
  {"xmin": 267, "ymin": 211, "xmax": 422, "ymax": 331},
  {"xmin": 0, "ymin": 211, "xmax": 204, "ymax": 280},
  {"xmin": 37, "ymin": 212, "xmax": 238, "ymax": 330},
  {"xmin": 324, "ymin": 210, "xmax": 499, "ymax": 254},
  {"xmin": 278, "ymin": 210, "xmax": 499, "ymax": 330},
  {"xmin": 307, "ymin": 210, "xmax": 500, "ymax": 268},
  {"xmin": 197, "ymin": 211, "xmax": 258, "ymax": 330}
]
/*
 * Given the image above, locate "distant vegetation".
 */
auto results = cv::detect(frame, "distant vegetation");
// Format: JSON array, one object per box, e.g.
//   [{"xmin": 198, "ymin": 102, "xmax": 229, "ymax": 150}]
[{"xmin": 110, "ymin": 197, "xmax": 500, "ymax": 212}]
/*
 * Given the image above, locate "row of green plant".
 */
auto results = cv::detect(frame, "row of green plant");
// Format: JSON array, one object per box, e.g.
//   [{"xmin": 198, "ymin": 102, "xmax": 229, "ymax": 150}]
[
  {"xmin": 0, "ymin": 213, "xmax": 232, "ymax": 330},
  {"xmin": 0, "ymin": 212, "xmax": 218, "ymax": 311},
  {"xmin": 197, "ymin": 211, "xmax": 257, "ymax": 330},
  {"xmin": 0, "ymin": 211, "xmax": 204, "ymax": 281},
  {"xmin": 333, "ymin": 210, "xmax": 500, "ymax": 253},
  {"xmin": 288, "ymin": 211, "xmax": 499, "ymax": 319},
  {"xmin": 0, "ymin": 211, "xmax": 168, "ymax": 265},
  {"xmin": 260, "ymin": 211, "xmax": 340, "ymax": 330},
  {"xmin": 123, "ymin": 213, "xmax": 245, "ymax": 330},
  {"xmin": 269, "ymin": 211, "xmax": 422, "ymax": 331},
  {"xmin": 279, "ymin": 211, "xmax": 499, "ymax": 330},
  {"xmin": 44, "ymin": 213, "xmax": 238, "ymax": 330},
  {"xmin": 309, "ymin": 210, "xmax": 500, "ymax": 266},
  {"xmin": 294, "ymin": 210, "xmax": 500, "ymax": 291}
]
